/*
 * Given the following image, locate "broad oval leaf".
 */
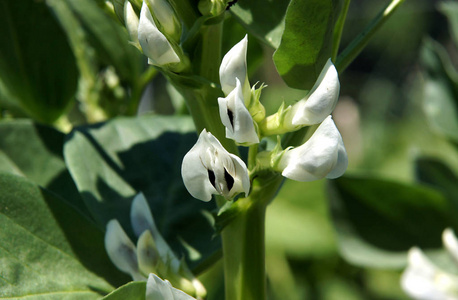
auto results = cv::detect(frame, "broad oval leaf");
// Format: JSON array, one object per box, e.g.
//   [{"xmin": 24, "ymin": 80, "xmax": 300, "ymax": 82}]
[
  {"xmin": 273, "ymin": 0, "xmax": 342, "ymax": 90},
  {"xmin": 0, "ymin": 0, "xmax": 78, "ymax": 123},
  {"xmin": 229, "ymin": 0, "xmax": 290, "ymax": 49},
  {"xmin": 64, "ymin": 115, "xmax": 220, "ymax": 272},
  {"xmin": 327, "ymin": 175, "xmax": 458, "ymax": 269},
  {"xmin": 0, "ymin": 173, "xmax": 128, "ymax": 299}
]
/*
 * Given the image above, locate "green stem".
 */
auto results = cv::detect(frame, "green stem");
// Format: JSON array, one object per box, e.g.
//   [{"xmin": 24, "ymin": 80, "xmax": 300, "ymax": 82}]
[
  {"xmin": 199, "ymin": 22, "xmax": 223, "ymax": 83},
  {"xmin": 335, "ymin": 0, "xmax": 405, "ymax": 73},
  {"xmin": 332, "ymin": 0, "xmax": 351, "ymax": 61},
  {"xmin": 221, "ymin": 174, "xmax": 283, "ymax": 300}
]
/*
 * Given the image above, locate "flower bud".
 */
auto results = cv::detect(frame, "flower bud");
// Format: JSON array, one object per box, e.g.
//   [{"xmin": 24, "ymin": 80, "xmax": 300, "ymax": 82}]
[
  {"xmin": 276, "ymin": 116, "xmax": 347, "ymax": 181},
  {"xmin": 218, "ymin": 78, "xmax": 259, "ymax": 145},
  {"xmin": 124, "ymin": 0, "xmax": 140, "ymax": 49},
  {"xmin": 138, "ymin": 1, "xmax": 180, "ymax": 66},
  {"xmin": 285, "ymin": 59, "xmax": 340, "ymax": 128},
  {"xmin": 146, "ymin": 274, "xmax": 197, "ymax": 300},
  {"xmin": 104, "ymin": 219, "xmax": 145, "ymax": 281},
  {"xmin": 181, "ymin": 129, "xmax": 250, "ymax": 201},
  {"xmin": 198, "ymin": 0, "xmax": 227, "ymax": 16},
  {"xmin": 145, "ymin": 0, "xmax": 181, "ymax": 42},
  {"xmin": 219, "ymin": 35, "xmax": 250, "ymax": 97}
]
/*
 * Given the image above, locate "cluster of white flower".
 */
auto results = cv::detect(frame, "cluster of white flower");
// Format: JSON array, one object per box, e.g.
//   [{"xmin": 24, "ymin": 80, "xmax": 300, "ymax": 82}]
[
  {"xmin": 104, "ymin": 193, "xmax": 206, "ymax": 299},
  {"xmin": 401, "ymin": 228, "xmax": 458, "ymax": 300},
  {"xmin": 181, "ymin": 35, "xmax": 348, "ymax": 202}
]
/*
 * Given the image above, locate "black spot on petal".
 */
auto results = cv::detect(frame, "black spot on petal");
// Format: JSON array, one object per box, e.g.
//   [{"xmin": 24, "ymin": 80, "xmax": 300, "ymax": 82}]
[
  {"xmin": 227, "ymin": 108, "xmax": 234, "ymax": 129},
  {"xmin": 224, "ymin": 168, "xmax": 234, "ymax": 191},
  {"xmin": 208, "ymin": 169, "xmax": 217, "ymax": 189}
]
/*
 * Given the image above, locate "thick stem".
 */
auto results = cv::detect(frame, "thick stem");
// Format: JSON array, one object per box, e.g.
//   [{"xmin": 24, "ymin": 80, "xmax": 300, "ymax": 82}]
[
  {"xmin": 221, "ymin": 175, "xmax": 283, "ymax": 300},
  {"xmin": 335, "ymin": 0, "xmax": 405, "ymax": 73},
  {"xmin": 222, "ymin": 198, "xmax": 266, "ymax": 300}
]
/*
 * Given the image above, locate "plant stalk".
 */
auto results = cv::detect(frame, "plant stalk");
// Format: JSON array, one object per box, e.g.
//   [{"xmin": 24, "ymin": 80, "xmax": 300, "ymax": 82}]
[{"xmin": 335, "ymin": 0, "xmax": 405, "ymax": 73}]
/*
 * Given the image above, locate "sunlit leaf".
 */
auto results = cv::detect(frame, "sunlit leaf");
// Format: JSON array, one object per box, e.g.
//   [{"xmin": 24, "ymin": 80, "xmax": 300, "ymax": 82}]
[
  {"xmin": 273, "ymin": 0, "xmax": 342, "ymax": 90},
  {"xmin": 0, "ymin": 173, "xmax": 128, "ymax": 299},
  {"xmin": 0, "ymin": 120, "xmax": 85, "ymax": 212},
  {"xmin": 230, "ymin": 0, "xmax": 289, "ymax": 49}
]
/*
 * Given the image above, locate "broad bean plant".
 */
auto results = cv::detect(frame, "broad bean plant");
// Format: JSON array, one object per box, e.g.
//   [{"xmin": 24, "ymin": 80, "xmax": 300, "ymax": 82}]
[{"xmin": 9, "ymin": 0, "xmax": 458, "ymax": 299}]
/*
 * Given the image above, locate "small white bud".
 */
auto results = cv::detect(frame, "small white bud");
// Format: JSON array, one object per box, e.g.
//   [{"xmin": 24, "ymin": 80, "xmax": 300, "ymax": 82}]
[
  {"xmin": 146, "ymin": 274, "xmax": 197, "ymax": 300},
  {"xmin": 138, "ymin": 1, "xmax": 180, "ymax": 66},
  {"xmin": 285, "ymin": 59, "xmax": 340, "ymax": 128},
  {"xmin": 219, "ymin": 35, "xmax": 249, "ymax": 97},
  {"xmin": 277, "ymin": 116, "xmax": 347, "ymax": 181}
]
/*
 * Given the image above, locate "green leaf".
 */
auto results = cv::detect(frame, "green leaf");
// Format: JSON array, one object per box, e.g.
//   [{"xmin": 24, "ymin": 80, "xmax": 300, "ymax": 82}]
[
  {"xmin": 420, "ymin": 38, "xmax": 458, "ymax": 142},
  {"xmin": 64, "ymin": 115, "xmax": 220, "ymax": 271},
  {"xmin": 273, "ymin": 0, "xmax": 342, "ymax": 90},
  {"xmin": 230, "ymin": 0, "xmax": 290, "ymax": 49},
  {"xmin": 0, "ymin": 173, "xmax": 128, "ymax": 299},
  {"xmin": 327, "ymin": 175, "xmax": 458, "ymax": 268},
  {"xmin": 0, "ymin": 0, "xmax": 78, "ymax": 123},
  {"xmin": 0, "ymin": 120, "xmax": 85, "ymax": 212},
  {"xmin": 102, "ymin": 281, "xmax": 146, "ymax": 300}
]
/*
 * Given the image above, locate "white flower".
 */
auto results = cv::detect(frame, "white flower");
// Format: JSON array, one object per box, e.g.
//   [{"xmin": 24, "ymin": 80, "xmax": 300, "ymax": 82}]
[
  {"xmin": 146, "ymin": 274, "xmax": 197, "ymax": 300},
  {"xmin": 277, "ymin": 116, "xmax": 347, "ymax": 181},
  {"xmin": 285, "ymin": 59, "xmax": 340, "ymax": 128},
  {"xmin": 401, "ymin": 246, "xmax": 458, "ymax": 300},
  {"xmin": 218, "ymin": 78, "xmax": 259, "ymax": 145},
  {"xmin": 181, "ymin": 129, "xmax": 250, "ymax": 201},
  {"xmin": 138, "ymin": 1, "xmax": 180, "ymax": 66},
  {"xmin": 219, "ymin": 35, "xmax": 249, "ymax": 97}
]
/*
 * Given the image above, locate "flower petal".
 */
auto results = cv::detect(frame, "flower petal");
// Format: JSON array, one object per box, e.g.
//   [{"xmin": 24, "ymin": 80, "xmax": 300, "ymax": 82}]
[
  {"xmin": 401, "ymin": 247, "xmax": 458, "ymax": 300},
  {"xmin": 288, "ymin": 59, "xmax": 340, "ymax": 126},
  {"xmin": 146, "ymin": 274, "xmax": 197, "ymax": 300},
  {"xmin": 104, "ymin": 219, "xmax": 145, "ymax": 281},
  {"xmin": 219, "ymin": 35, "xmax": 248, "ymax": 96},
  {"xmin": 218, "ymin": 78, "xmax": 259, "ymax": 144},
  {"xmin": 137, "ymin": 230, "xmax": 159, "ymax": 275},
  {"xmin": 279, "ymin": 116, "xmax": 347, "ymax": 181},
  {"xmin": 130, "ymin": 192, "xmax": 155, "ymax": 237},
  {"xmin": 181, "ymin": 130, "xmax": 218, "ymax": 201},
  {"xmin": 443, "ymin": 228, "xmax": 458, "ymax": 265},
  {"xmin": 138, "ymin": 1, "xmax": 180, "ymax": 66}
]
